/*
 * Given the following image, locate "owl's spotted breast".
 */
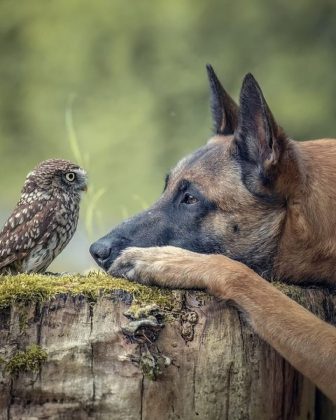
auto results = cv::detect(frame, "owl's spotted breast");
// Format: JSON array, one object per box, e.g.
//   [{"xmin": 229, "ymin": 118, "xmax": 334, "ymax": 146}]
[{"xmin": 20, "ymin": 198, "xmax": 80, "ymax": 273}]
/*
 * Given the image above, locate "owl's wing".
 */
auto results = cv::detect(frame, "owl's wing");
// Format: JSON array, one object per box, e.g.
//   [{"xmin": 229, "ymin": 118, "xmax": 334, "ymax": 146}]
[
  {"xmin": 0, "ymin": 199, "xmax": 40, "ymax": 236},
  {"xmin": 0, "ymin": 200, "xmax": 58, "ymax": 270}
]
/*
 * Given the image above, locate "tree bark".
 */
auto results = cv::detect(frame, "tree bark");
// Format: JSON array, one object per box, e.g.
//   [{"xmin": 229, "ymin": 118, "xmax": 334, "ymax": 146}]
[{"xmin": 0, "ymin": 285, "xmax": 335, "ymax": 419}]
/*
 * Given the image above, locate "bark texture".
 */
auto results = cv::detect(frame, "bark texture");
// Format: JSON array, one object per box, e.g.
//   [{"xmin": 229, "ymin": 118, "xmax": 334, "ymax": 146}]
[{"xmin": 0, "ymin": 285, "xmax": 335, "ymax": 420}]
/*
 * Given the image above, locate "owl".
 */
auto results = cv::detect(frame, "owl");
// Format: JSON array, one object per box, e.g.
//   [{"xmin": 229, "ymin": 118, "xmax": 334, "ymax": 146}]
[{"xmin": 0, "ymin": 159, "xmax": 87, "ymax": 274}]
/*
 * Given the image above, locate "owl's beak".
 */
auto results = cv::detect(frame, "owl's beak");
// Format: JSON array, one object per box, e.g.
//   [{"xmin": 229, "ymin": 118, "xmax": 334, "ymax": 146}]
[{"xmin": 75, "ymin": 168, "xmax": 88, "ymax": 192}]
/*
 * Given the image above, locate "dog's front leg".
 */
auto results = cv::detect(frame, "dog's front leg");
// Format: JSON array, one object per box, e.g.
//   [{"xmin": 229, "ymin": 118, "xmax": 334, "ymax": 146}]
[
  {"xmin": 109, "ymin": 245, "xmax": 250, "ymax": 294},
  {"xmin": 110, "ymin": 245, "xmax": 336, "ymax": 403}
]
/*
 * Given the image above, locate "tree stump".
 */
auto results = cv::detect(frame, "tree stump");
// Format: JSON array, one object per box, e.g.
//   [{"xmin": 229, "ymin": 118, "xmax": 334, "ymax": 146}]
[{"xmin": 0, "ymin": 275, "xmax": 335, "ymax": 419}]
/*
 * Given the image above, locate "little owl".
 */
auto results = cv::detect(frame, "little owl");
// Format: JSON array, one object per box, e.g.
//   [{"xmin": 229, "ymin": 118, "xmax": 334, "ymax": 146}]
[{"xmin": 0, "ymin": 159, "xmax": 87, "ymax": 274}]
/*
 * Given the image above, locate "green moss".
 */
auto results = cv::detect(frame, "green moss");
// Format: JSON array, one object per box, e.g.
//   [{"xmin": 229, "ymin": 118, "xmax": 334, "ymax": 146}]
[
  {"xmin": 0, "ymin": 272, "xmax": 175, "ymax": 311},
  {"xmin": 4, "ymin": 345, "xmax": 48, "ymax": 376}
]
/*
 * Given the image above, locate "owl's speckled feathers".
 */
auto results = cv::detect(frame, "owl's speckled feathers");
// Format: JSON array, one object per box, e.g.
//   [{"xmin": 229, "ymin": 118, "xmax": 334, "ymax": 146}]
[{"xmin": 0, "ymin": 159, "xmax": 87, "ymax": 274}]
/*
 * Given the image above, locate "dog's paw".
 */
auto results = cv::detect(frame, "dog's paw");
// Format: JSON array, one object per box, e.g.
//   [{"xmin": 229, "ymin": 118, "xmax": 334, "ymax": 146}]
[
  {"xmin": 109, "ymin": 246, "xmax": 209, "ymax": 289},
  {"xmin": 109, "ymin": 247, "xmax": 154, "ymax": 284}
]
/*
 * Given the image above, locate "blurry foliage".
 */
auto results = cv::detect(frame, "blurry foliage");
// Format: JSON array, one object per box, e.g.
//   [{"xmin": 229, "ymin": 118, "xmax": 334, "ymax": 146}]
[
  {"xmin": 65, "ymin": 96, "xmax": 105, "ymax": 240},
  {"xmin": 0, "ymin": 0, "xmax": 336, "ymax": 268}
]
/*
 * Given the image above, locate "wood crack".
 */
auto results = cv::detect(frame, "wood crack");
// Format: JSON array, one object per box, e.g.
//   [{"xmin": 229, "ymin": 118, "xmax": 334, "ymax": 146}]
[
  {"xmin": 6, "ymin": 378, "xmax": 13, "ymax": 420},
  {"xmin": 140, "ymin": 374, "xmax": 144, "ymax": 420},
  {"xmin": 89, "ymin": 304, "xmax": 95, "ymax": 405}
]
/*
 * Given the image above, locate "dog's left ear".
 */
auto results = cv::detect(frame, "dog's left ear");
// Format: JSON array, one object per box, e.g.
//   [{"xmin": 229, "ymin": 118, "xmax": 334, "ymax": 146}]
[
  {"xmin": 235, "ymin": 73, "xmax": 287, "ymax": 182},
  {"xmin": 206, "ymin": 64, "xmax": 238, "ymax": 135}
]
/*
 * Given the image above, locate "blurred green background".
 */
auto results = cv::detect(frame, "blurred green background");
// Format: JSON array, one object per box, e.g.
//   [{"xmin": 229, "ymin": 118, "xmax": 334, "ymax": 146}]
[{"xmin": 1, "ymin": 0, "xmax": 336, "ymax": 271}]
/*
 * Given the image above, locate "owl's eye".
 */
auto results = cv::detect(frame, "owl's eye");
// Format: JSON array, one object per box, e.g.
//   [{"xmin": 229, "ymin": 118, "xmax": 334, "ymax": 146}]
[{"xmin": 65, "ymin": 172, "xmax": 76, "ymax": 182}]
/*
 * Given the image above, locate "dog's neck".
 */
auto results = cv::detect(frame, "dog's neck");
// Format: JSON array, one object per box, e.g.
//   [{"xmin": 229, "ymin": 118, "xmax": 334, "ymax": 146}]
[{"xmin": 275, "ymin": 139, "xmax": 336, "ymax": 286}]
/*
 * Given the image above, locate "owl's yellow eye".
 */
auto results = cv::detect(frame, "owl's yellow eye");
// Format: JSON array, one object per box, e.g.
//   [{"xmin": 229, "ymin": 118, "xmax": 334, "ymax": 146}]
[{"xmin": 65, "ymin": 172, "xmax": 76, "ymax": 182}]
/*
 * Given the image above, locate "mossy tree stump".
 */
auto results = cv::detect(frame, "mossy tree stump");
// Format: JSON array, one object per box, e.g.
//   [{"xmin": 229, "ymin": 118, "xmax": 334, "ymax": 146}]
[{"xmin": 0, "ymin": 274, "xmax": 335, "ymax": 419}]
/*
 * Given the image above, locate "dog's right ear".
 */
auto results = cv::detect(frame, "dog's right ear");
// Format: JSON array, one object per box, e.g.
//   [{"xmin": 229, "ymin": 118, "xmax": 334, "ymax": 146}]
[
  {"xmin": 235, "ymin": 74, "xmax": 286, "ymax": 174},
  {"xmin": 234, "ymin": 74, "xmax": 290, "ymax": 197},
  {"xmin": 206, "ymin": 65, "xmax": 239, "ymax": 135}
]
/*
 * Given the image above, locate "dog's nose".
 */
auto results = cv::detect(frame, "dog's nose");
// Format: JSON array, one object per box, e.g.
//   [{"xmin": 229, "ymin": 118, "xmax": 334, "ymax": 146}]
[{"xmin": 89, "ymin": 241, "xmax": 111, "ymax": 269}]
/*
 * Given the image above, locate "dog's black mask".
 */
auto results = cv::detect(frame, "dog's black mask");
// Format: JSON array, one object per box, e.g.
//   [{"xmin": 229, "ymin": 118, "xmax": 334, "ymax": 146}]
[{"xmin": 89, "ymin": 178, "xmax": 224, "ymax": 272}]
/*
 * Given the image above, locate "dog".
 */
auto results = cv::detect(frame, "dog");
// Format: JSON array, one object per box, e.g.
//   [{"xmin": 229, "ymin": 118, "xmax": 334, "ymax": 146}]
[{"xmin": 90, "ymin": 65, "xmax": 336, "ymax": 402}]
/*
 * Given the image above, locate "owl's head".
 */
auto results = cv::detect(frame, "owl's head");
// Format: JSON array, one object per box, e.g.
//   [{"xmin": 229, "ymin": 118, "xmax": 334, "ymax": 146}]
[{"xmin": 22, "ymin": 159, "xmax": 88, "ymax": 196}]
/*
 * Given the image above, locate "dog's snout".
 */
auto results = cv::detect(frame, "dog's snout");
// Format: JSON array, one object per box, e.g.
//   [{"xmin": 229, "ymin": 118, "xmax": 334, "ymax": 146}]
[
  {"xmin": 89, "ymin": 210, "xmax": 169, "ymax": 272},
  {"xmin": 89, "ymin": 241, "xmax": 111, "ymax": 268}
]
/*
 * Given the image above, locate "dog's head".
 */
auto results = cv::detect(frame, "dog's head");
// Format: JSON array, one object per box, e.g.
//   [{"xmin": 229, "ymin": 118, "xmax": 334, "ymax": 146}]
[{"xmin": 90, "ymin": 66, "xmax": 297, "ymax": 277}]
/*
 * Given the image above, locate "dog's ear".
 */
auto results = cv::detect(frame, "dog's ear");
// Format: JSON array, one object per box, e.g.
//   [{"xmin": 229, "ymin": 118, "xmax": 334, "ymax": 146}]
[
  {"xmin": 206, "ymin": 64, "xmax": 238, "ymax": 135},
  {"xmin": 235, "ymin": 73, "xmax": 286, "ymax": 183}
]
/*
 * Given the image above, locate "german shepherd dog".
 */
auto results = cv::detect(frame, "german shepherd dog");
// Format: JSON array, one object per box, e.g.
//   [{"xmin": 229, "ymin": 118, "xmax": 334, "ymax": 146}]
[{"xmin": 90, "ymin": 66, "xmax": 336, "ymax": 402}]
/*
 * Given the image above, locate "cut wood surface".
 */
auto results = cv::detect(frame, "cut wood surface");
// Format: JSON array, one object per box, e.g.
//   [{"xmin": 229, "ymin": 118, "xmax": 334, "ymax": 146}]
[{"xmin": 0, "ymin": 274, "xmax": 335, "ymax": 420}]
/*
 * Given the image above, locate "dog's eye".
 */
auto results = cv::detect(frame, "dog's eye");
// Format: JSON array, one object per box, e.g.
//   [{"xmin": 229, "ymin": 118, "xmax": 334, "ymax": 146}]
[{"xmin": 182, "ymin": 193, "xmax": 198, "ymax": 205}]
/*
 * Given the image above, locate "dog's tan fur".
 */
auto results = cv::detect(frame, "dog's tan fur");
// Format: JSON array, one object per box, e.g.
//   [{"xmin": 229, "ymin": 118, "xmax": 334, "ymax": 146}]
[
  {"xmin": 108, "ymin": 70, "xmax": 336, "ymax": 402},
  {"xmin": 276, "ymin": 139, "xmax": 336, "ymax": 283}
]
